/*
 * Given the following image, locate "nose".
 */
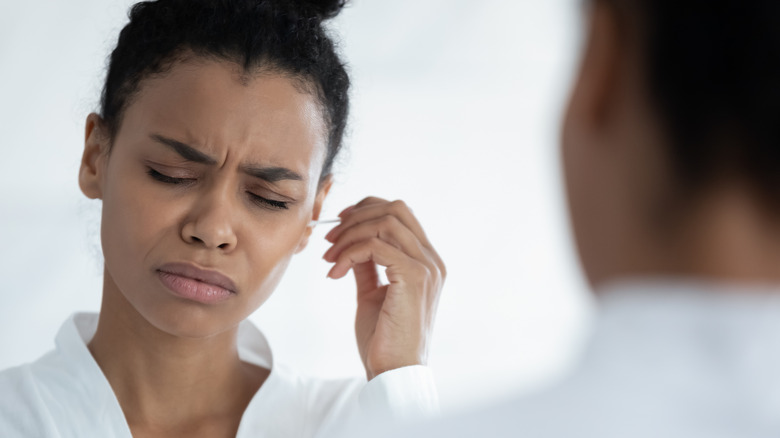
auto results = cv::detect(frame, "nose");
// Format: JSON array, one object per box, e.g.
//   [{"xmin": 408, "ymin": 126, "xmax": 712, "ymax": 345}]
[{"xmin": 181, "ymin": 189, "xmax": 238, "ymax": 251}]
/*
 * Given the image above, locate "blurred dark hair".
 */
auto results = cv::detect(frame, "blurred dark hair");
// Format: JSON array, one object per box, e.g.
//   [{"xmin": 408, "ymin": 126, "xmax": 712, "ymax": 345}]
[
  {"xmin": 100, "ymin": 0, "xmax": 349, "ymax": 181},
  {"xmin": 605, "ymin": 0, "xmax": 780, "ymax": 204}
]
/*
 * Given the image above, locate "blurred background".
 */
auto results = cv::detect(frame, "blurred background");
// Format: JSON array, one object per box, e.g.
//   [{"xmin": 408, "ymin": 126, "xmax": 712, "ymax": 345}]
[{"xmin": 0, "ymin": 0, "xmax": 591, "ymax": 412}]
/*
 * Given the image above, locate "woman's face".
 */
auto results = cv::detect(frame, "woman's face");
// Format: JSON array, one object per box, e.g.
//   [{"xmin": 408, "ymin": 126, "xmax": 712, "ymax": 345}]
[{"xmin": 80, "ymin": 58, "xmax": 330, "ymax": 338}]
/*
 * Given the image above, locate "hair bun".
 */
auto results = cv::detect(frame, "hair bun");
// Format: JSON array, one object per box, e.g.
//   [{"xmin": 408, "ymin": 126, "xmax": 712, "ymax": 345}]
[{"xmin": 296, "ymin": 0, "xmax": 347, "ymax": 22}]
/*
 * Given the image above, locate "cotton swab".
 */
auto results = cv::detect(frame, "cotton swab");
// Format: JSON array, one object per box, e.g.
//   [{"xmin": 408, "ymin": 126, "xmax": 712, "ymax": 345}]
[{"xmin": 308, "ymin": 218, "xmax": 341, "ymax": 227}]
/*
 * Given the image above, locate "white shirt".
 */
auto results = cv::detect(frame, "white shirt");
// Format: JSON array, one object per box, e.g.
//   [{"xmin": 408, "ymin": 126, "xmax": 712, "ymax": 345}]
[
  {"xmin": 0, "ymin": 313, "xmax": 438, "ymax": 438},
  {"xmin": 382, "ymin": 280, "xmax": 780, "ymax": 438}
]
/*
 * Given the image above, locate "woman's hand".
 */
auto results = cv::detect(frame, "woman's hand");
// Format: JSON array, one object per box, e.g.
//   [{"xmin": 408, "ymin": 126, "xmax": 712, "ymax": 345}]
[{"xmin": 323, "ymin": 197, "xmax": 446, "ymax": 380}]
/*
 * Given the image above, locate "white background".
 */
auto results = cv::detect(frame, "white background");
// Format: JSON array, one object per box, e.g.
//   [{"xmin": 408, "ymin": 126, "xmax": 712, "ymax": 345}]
[{"xmin": 0, "ymin": 0, "xmax": 592, "ymax": 412}]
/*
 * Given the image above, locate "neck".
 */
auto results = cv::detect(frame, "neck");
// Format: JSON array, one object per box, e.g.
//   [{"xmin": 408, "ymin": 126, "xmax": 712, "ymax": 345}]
[
  {"xmin": 88, "ymin": 273, "xmax": 267, "ymax": 434},
  {"xmin": 596, "ymin": 182, "xmax": 780, "ymax": 288},
  {"xmin": 671, "ymin": 185, "xmax": 780, "ymax": 282}
]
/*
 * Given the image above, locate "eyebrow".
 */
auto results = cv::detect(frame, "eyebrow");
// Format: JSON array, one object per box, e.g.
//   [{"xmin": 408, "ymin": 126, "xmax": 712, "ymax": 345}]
[
  {"xmin": 150, "ymin": 134, "xmax": 304, "ymax": 183},
  {"xmin": 241, "ymin": 165, "xmax": 304, "ymax": 182},
  {"xmin": 151, "ymin": 134, "xmax": 216, "ymax": 165}
]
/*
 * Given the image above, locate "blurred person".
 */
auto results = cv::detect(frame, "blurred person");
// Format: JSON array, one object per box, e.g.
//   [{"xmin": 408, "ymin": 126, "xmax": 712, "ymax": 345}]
[
  {"xmin": 0, "ymin": 0, "xmax": 445, "ymax": 437},
  {"xmin": 373, "ymin": 0, "xmax": 780, "ymax": 437}
]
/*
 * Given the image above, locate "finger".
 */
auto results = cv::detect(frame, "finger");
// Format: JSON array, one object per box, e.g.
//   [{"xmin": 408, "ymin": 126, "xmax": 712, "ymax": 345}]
[
  {"xmin": 323, "ymin": 214, "xmax": 428, "ymax": 263},
  {"xmin": 327, "ymin": 237, "xmax": 424, "ymax": 285},
  {"xmin": 352, "ymin": 261, "xmax": 381, "ymax": 293},
  {"xmin": 336, "ymin": 196, "xmax": 388, "ymax": 218},
  {"xmin": 327, "ymin": 199, "xmax": 432, "ymax": 249},
  {"xmin": 328, "ymin": 197, "xmax": 388, "ymax": 239},
  {"xmin": 337, "ymin": 204, "xmax": 356, "ymax": 218}
]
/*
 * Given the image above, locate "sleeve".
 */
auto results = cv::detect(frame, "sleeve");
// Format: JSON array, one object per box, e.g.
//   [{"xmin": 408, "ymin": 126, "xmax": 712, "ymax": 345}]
[{"xmin": 357, "ymin": 365, "xmax": 439, "ymax": 423}]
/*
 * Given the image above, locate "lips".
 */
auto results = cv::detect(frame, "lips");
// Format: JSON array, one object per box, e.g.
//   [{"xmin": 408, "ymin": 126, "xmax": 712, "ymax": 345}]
[{"xmin": 156, "ymin": 262, "xmax": 237, "ymax": 304}]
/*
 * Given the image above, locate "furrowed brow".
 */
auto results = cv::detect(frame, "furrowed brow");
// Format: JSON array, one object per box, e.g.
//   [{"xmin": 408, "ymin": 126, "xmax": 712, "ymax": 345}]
[
  {"xmin": 150, "ymin": 134, "xmax": 217, "ymax": 165},
  {"xmin": 242, "ymin": 165, "xmax": 304, "ymax": 183}
]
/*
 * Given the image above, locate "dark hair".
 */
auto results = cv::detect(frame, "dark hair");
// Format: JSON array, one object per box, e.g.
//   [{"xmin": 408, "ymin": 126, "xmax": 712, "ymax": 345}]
[
  {"xmin": 100, "ymin": 0, "xmax": 349, "ymax": 181},
  {"xmin": 604, "ymin": 0, "xmax": 780, "ymax": 205}
]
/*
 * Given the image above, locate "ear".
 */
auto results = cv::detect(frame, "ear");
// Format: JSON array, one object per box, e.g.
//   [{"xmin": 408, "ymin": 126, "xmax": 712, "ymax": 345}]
[
  {"xmin": 295, "ymin": 175, "xmax": 333, "ymax": 254},
  {"xmin": 79, "ymin": 113, "xmax": 110, "ymax": 200},
  {"xmin": 565, "ymin": 1, "xmax": 622, "ymax": 134}
]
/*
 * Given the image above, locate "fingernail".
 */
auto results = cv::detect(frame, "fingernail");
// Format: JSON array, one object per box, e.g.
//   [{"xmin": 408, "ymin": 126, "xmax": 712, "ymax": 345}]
[
  {"xmin": 325, "ymin": 226, "xmax": 339, "ymax": 242},
  {"xmin": 338, "ymin": 205, "xmax": 355, "ymax": 218}
]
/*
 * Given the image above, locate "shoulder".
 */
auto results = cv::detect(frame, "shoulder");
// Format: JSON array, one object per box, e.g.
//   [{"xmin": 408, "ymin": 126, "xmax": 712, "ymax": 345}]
[
  {"xmin": 0, "ymin": 314, "xmax": 89, "ymax": 437},
  {"xmin": 270, "ymin": 362, "xmax": 365, "ymax": 421},
  {"xmin": 306, "ymin": 366, "xmax": 440, "ymax": 438},
  {"xmin": 237, "ymin": 362, "xmax": 365, "ymax": 437},
  {"xmin": 0, "ymin": 313, "xmax": 126, "ymax": 438},
  {"xmin": 295, "ymin": 369, "xmax": 365, "ymax": 406},
  {"xmin": 0, "ymin": 362, "xmax": 56, "ymax": 437},
  {"xmin": 278, "ymin": 365, "xmax": 439, "ymax": 422}
]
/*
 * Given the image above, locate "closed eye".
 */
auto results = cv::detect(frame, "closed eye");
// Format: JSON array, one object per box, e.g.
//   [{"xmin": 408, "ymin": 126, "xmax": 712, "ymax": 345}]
[
  {"xmin": 147, "ymin": 168, "xmax": 195, "ymax": 185},
  {"xmin": 249, "ymin": 192, "xmax": 289, "ymax": 210}
]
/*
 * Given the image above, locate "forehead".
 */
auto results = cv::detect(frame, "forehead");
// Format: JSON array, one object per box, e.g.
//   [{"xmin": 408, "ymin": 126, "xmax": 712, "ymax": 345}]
[{"xmin": 118, "ymin": 57, "xmax": 328, "ymax": 177}]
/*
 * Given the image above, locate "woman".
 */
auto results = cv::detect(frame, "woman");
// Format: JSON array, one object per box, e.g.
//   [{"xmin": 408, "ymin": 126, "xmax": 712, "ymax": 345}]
[{"xmin": 0, "ymin": 0, "xmax": 445, "ymax": 437}]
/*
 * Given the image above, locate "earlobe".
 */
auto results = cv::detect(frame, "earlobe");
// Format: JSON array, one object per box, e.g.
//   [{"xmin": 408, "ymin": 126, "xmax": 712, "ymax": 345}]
[
  {"xmin": 78, "ymin": 113, "xmax": 109, "ymax": 200},
  {"xmin": 294, "ymin": 176, "xmax": 334, "ymax": 254}
]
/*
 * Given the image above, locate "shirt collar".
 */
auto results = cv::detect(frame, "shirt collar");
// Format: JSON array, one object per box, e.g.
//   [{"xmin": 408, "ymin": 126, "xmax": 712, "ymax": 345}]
[{"xmin": 49, "ymin": 312, "xmax": 279, "ymax": 436}]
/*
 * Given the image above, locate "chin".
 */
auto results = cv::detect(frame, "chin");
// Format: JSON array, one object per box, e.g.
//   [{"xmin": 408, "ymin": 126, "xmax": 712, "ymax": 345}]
[{"xmin": 143, "ymin": 303, "xmax": 243, "ymax": 339}]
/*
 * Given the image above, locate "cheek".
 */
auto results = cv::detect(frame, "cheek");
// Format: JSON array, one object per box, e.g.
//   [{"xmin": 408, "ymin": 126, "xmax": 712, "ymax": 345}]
[
  {"xmin": 230, "ymin": 223, "xmax": 306, "ymax": 318},
  {"xmin": 100, "ymin": 171, "xmax": 180, "ymax": 277},
  {"xmin": 241, "ymin": 224, "xmax": 303, "ymax": 284}
]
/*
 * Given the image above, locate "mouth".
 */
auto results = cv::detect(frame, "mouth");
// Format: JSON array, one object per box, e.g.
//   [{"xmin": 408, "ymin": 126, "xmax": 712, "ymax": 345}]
[{"xmin": 156, "ymin": 262, "xmax": 237, "ymax": 305}]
